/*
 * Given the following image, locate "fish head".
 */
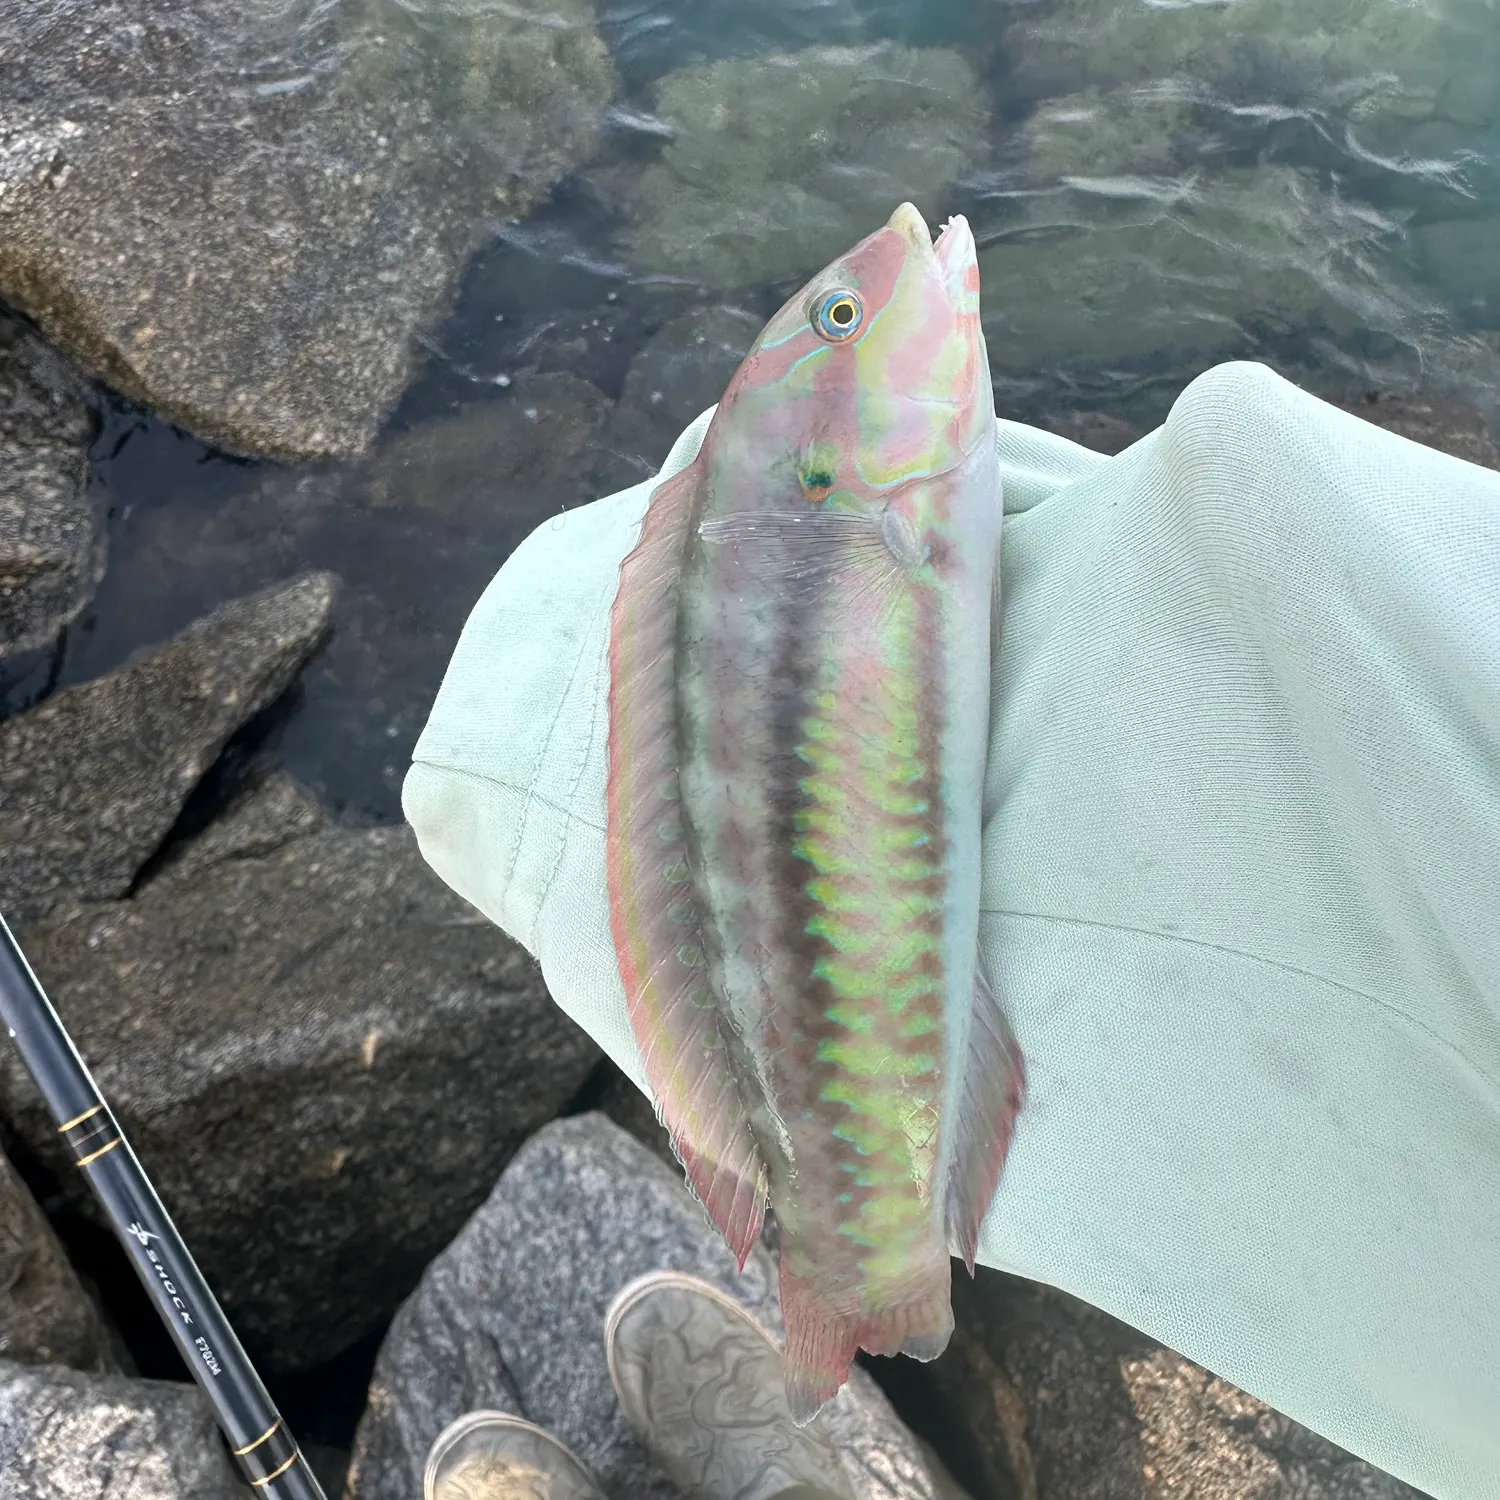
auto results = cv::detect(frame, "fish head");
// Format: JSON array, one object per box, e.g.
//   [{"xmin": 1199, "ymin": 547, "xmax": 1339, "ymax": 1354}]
[{"xmin": 713, "ymin": 202, "xmax": 995, "ymax": 527}]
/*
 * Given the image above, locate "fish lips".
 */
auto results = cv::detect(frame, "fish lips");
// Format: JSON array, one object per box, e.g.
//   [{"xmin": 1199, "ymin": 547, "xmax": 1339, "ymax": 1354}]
[{"xmin": 885, "ymin": 202, "xmax": 980, "ymax": 313}]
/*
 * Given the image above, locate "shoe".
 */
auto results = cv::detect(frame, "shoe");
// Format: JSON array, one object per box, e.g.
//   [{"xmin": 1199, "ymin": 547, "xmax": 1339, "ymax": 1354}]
[
  {"xmin": 424, "ymin": 1411, "xmax": 608, "ymax": 1500},
  {"xmin": 605, "ymin": 1271, "xmax": 855, "ymax": 1500}
]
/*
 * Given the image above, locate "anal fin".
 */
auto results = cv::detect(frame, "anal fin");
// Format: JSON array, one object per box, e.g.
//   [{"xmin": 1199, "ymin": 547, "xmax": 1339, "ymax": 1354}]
[
  {"xmin": 945, "ymin": 961, "xmax": 1025, "ymax": 1274},
  {"xmin": 606, "ymin": 464, "xmax": 769, "ymax": 1265}
]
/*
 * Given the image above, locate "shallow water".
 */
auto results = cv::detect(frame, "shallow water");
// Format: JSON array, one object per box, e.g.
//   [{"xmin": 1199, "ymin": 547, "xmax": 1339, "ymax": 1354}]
[{"xmin": 10, "ymin": 0, "xmax": 1499, "ymax": 820}]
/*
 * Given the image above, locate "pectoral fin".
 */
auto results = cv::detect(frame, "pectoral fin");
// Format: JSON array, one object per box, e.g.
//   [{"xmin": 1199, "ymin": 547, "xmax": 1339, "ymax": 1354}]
[
  {"xmin": 606, "ymin": 464, "xmax": 769, "ymax": 1264},
  {"xmin": 945, "ymin": 962, "xmax": 1025, "ymax": 1273}
]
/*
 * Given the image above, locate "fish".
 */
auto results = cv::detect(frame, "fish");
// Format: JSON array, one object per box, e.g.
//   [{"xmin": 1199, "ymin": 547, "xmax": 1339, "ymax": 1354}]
[{"xmin": 605, "ymin": 202, "xmax": 1023, "ymax": 1422}]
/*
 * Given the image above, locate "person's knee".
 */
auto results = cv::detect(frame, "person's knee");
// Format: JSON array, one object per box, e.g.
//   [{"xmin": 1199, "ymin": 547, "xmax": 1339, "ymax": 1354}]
[{"xmin": 1158, "ymin": 361, "xmax": 1300, "ymax": 481}]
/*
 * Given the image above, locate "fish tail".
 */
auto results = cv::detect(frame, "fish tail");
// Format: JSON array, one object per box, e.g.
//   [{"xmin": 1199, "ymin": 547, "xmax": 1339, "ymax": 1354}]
[{"xmin": 777, "ymin": 1254, "xmax": 955, "ymax": 1425}]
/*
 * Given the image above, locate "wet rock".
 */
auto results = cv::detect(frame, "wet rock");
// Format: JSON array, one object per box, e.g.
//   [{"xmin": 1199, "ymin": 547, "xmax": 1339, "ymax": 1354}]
[
  {"xmin": 0, "ymin": 572, "xmax": 337, "ymax": 925},
  {"xmin": 1327, "ymin": 388, "xmax": 1500, "ymax": 470},
  {"xmin": 348, "ymin": 1113, "xmax": 947, "ymax": 1500},
  {"xmin": 0, "ymin": 309, "xmax": 101, "ymax": 658},
  {"xmin": 597, "ymin": 305, "xmax": 762, "ymax": 490},
  {"xmin": 1411, "ymin": 218, "xmax": 1500, "ymax": 327},
  {"xmin": 0, "ymin": 811, "xmax": 601, "ymax": 1372},
  {"xmin": 367, "ymin": 374, "xmax": 612, "ymax": 519},
  {"xmin": 84, "ymin": 374, "xmax": 610, "ymax": 817},
  {"xmin": 1000, "ymin": 0, "xmax": 1496, "ymax": 161},
  {"xmin": 976, "ymin": 167, "xmax": 1419, "ymax": 377},
  {"xmin": 0, "ymin": 1148, "xmax": 116, "ymax": 1372},
  {"xmin": 593, "ymin": 43, "xmax": 988, "ymax": 291},
  {"xmin": 0, "ymin": 0, "xmax": 616, "ymax": 459},
  {"xmin": 1041, "ymin": 410, "xmax": 1143, "ymax": 457},
  {"xmin": 0, "ymin": 1358, "xmax": 242, "ymax": 1500},
  {"xmin": 901, "ymin": 1271, "xmax": 1422, "ymax": 1500}
]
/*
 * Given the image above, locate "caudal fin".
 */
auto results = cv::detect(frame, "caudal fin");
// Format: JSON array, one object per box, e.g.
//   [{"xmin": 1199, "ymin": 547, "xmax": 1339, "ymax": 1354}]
[{"xmin": 777, "ymin": 1255, "xmax": 955, "ymax": 1424}]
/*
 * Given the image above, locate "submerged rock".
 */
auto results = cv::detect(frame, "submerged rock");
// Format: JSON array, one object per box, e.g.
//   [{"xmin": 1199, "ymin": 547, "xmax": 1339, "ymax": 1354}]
[
  {"xmin": 0, "ymin": 309, "xmax": 101, "ymax": 658},
  {"xmin": 0, "ymin": 1359, "xmax": 242, "ymax": 1500},
  {"xmin": 0, "ymin": 1148, "xmax": 116, "ymax": 1373},
  {"xmin": 1001, "ymin": 0, "xmax": 1497, "ymax": 162},
  {"xmin": 597, "ymin": 304, "xmax": 763, "ymax": 491},
  {"xmin": 0, "ymin": 0, "xmax": 616, "ymax": 459},
  {"xmin": 0, "ymin": 788, "xmax": 601, "ymax": 1371},
  {"xmin": 348, "ymin": 1113, "xmax": 947, "ymax": 1500},
  {"xmin": 366, "ymin": 374, "xmax": 612, "ymax": 519},
  {"xmin": 1328, "ymin": 387, "xmax": 1500, "ymax": 471},
  {"xmin": 594, "ymin": 43, "xmax": 989, "ymax": 291},
  {"xmin": 85, "ymin": 373, "xmax": 610, "ymax": 816},
  {"xmin": 0, "ymin": 572, "xmax": 336, "ymax": 925},
  {"xmin": 976, "ymin": 167, "xmax": 1418, "ymax": 377}
]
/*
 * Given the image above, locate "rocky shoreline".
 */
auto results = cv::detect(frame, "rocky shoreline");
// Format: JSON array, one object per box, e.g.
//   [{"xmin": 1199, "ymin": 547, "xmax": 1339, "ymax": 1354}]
[{"xmin": 3, "ymin": 2, "xmax": 1496, "ymax": 1491}]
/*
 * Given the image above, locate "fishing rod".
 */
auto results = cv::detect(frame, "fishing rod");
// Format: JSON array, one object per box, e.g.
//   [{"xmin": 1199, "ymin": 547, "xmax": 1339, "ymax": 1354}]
[{"xmin": 0, "ymin": 912, "xmax": 326, "ymax": 1500}]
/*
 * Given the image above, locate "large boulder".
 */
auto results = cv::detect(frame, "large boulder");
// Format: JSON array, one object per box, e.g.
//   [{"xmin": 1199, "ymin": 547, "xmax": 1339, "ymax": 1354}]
[
  {"xmin": 0, "ymin": 774, "xmax": 602, "ymax": 1372},
  {"xmin": 0, "ymin": 1359, "xmax": 242, "ymax": 1500},
  {"xmin": 0, "ymin": 309, "xmax": 100, "ymax": 659},
  {"xmin": 0, "ymin": 0, "xmax": 616, "ymax": 459},
  {"xmin": 348, "ymin": 1113, "xmax": 947, "ymax": 1500},
  {"xmin": 0, "ymin": 571, "xmax": 337, "ymax": 925},
  {"xmin": 0, "ymin": 1147, "xmax": 116, "ymax": 1373}
]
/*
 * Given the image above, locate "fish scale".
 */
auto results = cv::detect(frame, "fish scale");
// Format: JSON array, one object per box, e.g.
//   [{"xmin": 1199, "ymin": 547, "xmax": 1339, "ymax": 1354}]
[{"xmin": 606, "ymin": 202, "xmax": 1024, "ymax": 1423}]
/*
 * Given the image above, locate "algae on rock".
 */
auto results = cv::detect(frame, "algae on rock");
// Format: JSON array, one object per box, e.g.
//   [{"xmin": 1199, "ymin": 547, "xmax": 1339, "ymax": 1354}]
[{"xmin": 597, "ymin": 42, "xmax": 990, "ymax": 291}]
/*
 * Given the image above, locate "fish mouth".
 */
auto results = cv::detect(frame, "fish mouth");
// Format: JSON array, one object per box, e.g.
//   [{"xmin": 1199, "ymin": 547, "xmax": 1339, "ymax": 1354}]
[
  {"xmin": 885, "ymin": 202, "xmax": 977, "ymax": 302},
  {"xmin": 886, "ymin": 201, "xmax": 936, "ymax": 257}
]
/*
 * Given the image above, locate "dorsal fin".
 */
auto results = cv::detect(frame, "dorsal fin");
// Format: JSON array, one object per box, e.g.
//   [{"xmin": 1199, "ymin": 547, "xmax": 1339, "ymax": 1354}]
[
  {"xmin": 945, "ymin": 961, "xmax": 1025, "ymax": 1273},
  {"xmin": 606, "ymin": 464, "xmax": 769, "ymax": 1265}
]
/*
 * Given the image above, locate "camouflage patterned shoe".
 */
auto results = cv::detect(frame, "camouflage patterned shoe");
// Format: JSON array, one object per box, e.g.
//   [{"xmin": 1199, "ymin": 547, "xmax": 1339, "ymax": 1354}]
[
  {"xmin": 424, "ymin": 1411, "xmax": 608, "ymax": 1500},
  {"xmin": 605, "ymin": 1272, "xmax": 855, "ymax": 1500}
]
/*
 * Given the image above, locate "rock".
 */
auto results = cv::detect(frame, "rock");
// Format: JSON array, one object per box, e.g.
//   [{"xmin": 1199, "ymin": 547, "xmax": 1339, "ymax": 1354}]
[
  {"xmin": 1041, "ymin": 410, "xmax": 1143, "ymax": 457},
  {"xmin": 1411, "ymin": 218, "xmax": 1500, "ymax": 327},
  {"xmin": 0, "ymin": 0, "xmax": 616, "ymax": 459},
  {"xmin": 366, "ymin": 374, "xmax": 613, "ymax": 520},
  {"xmin": 64, "ymin": 373, "xmax": 611, "ymax": 818},
  {"xmin": 597, "ymin": 0, "xmax": 995, "ymax": 89},
  {"xmin": 348, "ymin": 1113, "xmax": 947, "ymax": 1500},
  {"xmin": 0, "ymin": 309, "xmax": 101, "ymax": 657},
  {"xmin": 0, "ymin": 810, "xmax": 601, "ymax": 1373},
  {"xmin": 999, "ymin": 0, "xmax": 1496, "ymax": 161},
  {"xmin": 0, "ymin": 572, "xmax": 336, "ymax": 925},
  {"xmin": 0, "ymin": 1148, "xmax": 116, "ymax": 1372},
  {"xmin": 899, "ymin": 1270, "xmax": 1424, "ymax": 1500},
  {"xmin": 150, "ymin": 769, "xmax": 327, "ymax": 882},
  {"xmin": 592, "ymin": 43, "xmax": 989, "ymax": 291},
  {"xmin": 597, "ymin": 305, "xmax": 763, "ymax": 490},
  {"xmin": 1327, "ymin": 388, "xmax": 1500, "ymax": 470},
  {"xmin": 975, "ymin": 167, "xmax": 1419, "ymax": 377},
  {"xmin": 0, "ymin": 1358, "xmax": 242, "ymax": 1500}
]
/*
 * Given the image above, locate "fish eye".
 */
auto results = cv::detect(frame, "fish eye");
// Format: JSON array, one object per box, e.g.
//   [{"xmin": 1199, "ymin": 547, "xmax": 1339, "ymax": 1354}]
[{"xmin": 812, "ymin": 290, "xmax": 863, "ymax": 342}]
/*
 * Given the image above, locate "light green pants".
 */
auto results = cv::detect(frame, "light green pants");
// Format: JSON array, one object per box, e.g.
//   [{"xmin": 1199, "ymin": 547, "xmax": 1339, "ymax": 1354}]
[{"xmin": 405, "ymin": 362, "xmax": 1500, "ymax": 1500}]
